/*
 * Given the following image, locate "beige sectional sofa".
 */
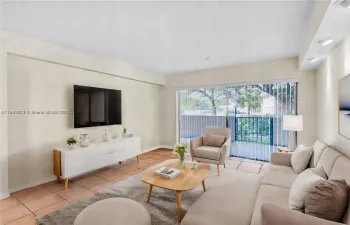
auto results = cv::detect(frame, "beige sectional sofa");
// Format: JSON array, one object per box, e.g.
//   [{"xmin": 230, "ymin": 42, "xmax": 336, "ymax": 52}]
[{"xmin": 181, "ymin": 140, "xmax": 350, "ymax": 225}]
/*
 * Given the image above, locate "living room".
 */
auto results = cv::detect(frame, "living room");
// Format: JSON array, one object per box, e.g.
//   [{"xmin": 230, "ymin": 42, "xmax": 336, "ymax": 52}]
[{"xmin": 1, "ymin": 1, "xmax": 350, "ymax": 225}]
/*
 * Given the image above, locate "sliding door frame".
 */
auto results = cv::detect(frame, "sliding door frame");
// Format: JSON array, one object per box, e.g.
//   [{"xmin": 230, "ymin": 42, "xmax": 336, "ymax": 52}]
[{"xmin": 176, "ymin": 79, "xmax": 299, "ymax": 144}]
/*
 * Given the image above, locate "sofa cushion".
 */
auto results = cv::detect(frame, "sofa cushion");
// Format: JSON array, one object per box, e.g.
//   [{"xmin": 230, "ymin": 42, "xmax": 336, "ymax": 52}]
[
  {"xmin": 181, "ymin": 171, "xmax": 262, "ymax": 225},
  {"xmin": 289, "ymin": 168, "xmax": 325, "ymax": 211},
  {"xmin": 328, "ymin": 156, "xmax": 350, "ymax": 225},
  {"xmin": 203, "ymin": 135, "xmax": 226, "ymax": 147},
  {"xmin": 194, "ymin": 146, "xmax": 221, "ymax": 160},
  {"xmin": 262, "ymin": 164, "xmax": 298, "ymax": 189},
  {"xmin": 250, "ymin": 184, "xmax": 290, "ymax": 225},
  {"xmin": 309, "ymin": 141, "xmax": 328, "ymax": 168},
  {"xmin": 317, "ymin": 147, "xmax": 342, "ymax": 176},
  {"xmin": 305, "ymin": 179, "xmax": 349, "ymax": 222},
  {"xmin": 291, "ymin": 145, "xmax": 313, "ymax": 174}
]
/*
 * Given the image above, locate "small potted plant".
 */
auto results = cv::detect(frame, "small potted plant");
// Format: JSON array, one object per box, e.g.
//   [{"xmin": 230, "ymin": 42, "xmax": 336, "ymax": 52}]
[
  {"xmin": 122, "ymin": 127, "xmax": 127, "ymax": 138},
  {"xmin": 67, "ymin": 137, "xmax": 77, "ymax": 150},
  {"xmin": 174, "ymin": 143, "xmax": 188, "ymax": 169}
]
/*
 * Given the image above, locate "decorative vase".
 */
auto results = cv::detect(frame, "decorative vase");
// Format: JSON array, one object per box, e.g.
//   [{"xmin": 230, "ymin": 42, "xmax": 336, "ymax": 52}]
[
  {"xmin": 102, "ymin": 129, "xmax": 110, "ymax": 142},
  {"xmin": 178, "ymin": 154, "xmax": 186, "ymax": 169},
  {"xmin": 68, "ymin": 144, "xmax": 75, "ymax": 150},
  {"xmin": 122, "ymin": 133, "xmax": 127, "ymax": 138},
  {"xmin": 80, "ymin": 133, "xmax": 89, "ymax": 147}
]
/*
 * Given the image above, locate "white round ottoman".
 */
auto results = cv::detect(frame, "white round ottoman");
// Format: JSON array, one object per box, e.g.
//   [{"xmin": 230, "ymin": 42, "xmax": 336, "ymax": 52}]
[{"xmin": 74, "ymin": 198, "xmax": 151, "ymax": 225}]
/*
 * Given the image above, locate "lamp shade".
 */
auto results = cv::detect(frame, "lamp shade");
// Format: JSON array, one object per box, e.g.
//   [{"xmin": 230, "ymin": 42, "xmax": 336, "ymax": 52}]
[{"xmin": 283, "ymin": 115, "xmax": 303, "ymax": 132}]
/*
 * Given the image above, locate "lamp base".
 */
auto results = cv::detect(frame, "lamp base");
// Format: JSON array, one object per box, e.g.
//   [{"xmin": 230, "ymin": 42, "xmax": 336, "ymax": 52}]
[{"xmin": 288, "ymin": 132, "xmax": 296, "ymax": 150}]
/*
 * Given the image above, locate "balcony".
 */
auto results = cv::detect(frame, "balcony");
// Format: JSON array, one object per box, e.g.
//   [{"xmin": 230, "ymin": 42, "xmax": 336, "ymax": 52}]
[{"xmin": 179, "ymin": 115, "xmax": 290, "ymax": 161}]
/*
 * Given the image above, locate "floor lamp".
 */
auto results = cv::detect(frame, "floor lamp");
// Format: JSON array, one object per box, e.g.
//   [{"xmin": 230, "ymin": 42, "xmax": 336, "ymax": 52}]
[{"xmin": 282, "ymin": 115, "xmax": 303, "ymax": 150}]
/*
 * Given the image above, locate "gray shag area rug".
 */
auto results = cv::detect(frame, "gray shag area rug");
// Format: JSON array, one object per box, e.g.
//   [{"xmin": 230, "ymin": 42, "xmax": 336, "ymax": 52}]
[{"xmin": 37, "ymin": 159, "xmax": 202, "ymax": 225}]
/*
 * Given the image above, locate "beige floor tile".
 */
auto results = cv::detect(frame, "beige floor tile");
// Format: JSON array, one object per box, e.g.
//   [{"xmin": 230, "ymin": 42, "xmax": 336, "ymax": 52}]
[
  {"xmin": 0, "ymin": 197, "xmax": 21, "ymax": 212},
  {"xmin": 94, "ymin": 169, "xmax": 127, "ymax": 181},
  {"xmin": 141, "ymin": 158, "xmax": 159, "ymax": 164},
  {"xmin": 12, "ymin": 186, "xmax": 52, "ymax": 203},
  {"xmin": 259, "ymin": 168, "xmax": 265, "ymax": 174},
  {"xmin": 75, "ymin": 175, "xmax": 108, "ymax": 189},
  {"xmin": 229, "ymin": 157, "xmax": 244, "ymax": 161},
  {"xmin": 110, "ymin": 174, "xmax": 129, "ymax": 183},
  {"xmin": 225, "ymin": 160, "xmax": 241, "ymax": 169},
  {"xmin": 237, "ymin": 166, "xmax": 261, "ymax": 174},
  {"xmin": 91, "ymin": 181, "xmax": 115, "ymax": 192},
  {"xmin": 24, "ymin": 193, "xmax": 63, "ymax": 212},
  {"xmin": 126, "ymin": 169, "xmax": 143, "ymax": 176},
  {"xmin": 138, "ymin": 154, "xmax": 153, "ymax": 160},
  {"xmin": 240, "ymin": 161, "xmax": 262, "ymax": 168},
  {"xmin": 0, "ymin": 205, "xmax": 31, "ymax": 225},
  {"xmin": 54, "ymin": 183, "xmax": 91, "ymax": 199},
  {"xmin": 118, "ymin": 164, "xmax": 140, "ymax": 173},
  {"xmin": 65, "ymin": 191, "xmax": 95, "ymax": 204},
  {"xmin": 42, "ymin": 181, "xmax": 66, "ymax": 192},
  {"xmin": 34, "ymin": 200, "xmax": 70, "ymax": 217},
  {"xmin": 6, "ymin": 213, "xmax": 36, "ymax": 225}
]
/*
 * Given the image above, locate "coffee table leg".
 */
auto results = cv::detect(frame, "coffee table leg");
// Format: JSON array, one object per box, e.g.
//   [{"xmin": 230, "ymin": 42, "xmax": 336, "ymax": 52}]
[
  {"xmin": 176, "ymin": 191, "xmax": 182, "ymax": 223},
  {"xmin": 147, "ymin": 185, "xmax": 153, "ymax": 203},
  {"xmin": 202, "ymin": 180, "xmax": 206, "ymax": 192}
]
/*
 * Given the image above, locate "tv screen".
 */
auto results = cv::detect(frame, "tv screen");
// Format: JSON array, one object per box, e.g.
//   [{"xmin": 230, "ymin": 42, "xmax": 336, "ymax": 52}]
[{"xmin": 74, "ymin": 85, "xmax": 122, "ymax": 128}]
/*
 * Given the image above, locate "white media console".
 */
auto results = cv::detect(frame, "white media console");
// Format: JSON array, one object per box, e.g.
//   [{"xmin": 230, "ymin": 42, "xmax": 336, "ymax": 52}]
[{"xmin": 53, "ymin": 136, "xmax": 141, "ymax": 190}]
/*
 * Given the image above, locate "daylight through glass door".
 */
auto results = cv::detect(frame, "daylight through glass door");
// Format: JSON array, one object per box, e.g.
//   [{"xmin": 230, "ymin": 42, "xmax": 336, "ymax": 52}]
[{"xmin": 178, "ymin": 82, "xmax": 298, "ymax": 161}]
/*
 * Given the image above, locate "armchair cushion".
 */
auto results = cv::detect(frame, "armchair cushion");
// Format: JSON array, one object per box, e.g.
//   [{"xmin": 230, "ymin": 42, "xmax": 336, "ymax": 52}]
[
  {"xmin": 203, "ymin": 135, "xmax": 226, "ymax": 147},
  {"xmin": 194, "ymin": 146, "xmax": 221, "ymax": 161}
]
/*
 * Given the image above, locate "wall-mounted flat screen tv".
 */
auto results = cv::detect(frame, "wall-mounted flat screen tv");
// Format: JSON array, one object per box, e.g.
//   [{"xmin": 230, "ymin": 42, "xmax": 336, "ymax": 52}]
[{"xmin": 74, "ymin": 85, "xmax": 122, "ymax": 128}]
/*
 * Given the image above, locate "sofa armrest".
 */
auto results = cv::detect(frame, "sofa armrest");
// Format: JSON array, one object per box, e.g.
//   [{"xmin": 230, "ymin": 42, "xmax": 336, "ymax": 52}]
[
  {"xmin": 219, "ymin": 138, "xmax": 231, "ymax": 164},
  {"xmin": 270, "ymin": 152, "xmax": 292, "ymax": 167},
  {"xmin": 190, "ymin": 136, "xmax": 202, "ymax": 158},
  {"xmin": 261, "ymin": 204, "xmax": 342, "ymax": 225}
]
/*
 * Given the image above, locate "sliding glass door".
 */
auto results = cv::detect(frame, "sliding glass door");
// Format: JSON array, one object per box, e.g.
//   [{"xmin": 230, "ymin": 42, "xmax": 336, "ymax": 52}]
[{"xmin": 178, "ymin": 81, "xmax": 297, "ymax": 161}]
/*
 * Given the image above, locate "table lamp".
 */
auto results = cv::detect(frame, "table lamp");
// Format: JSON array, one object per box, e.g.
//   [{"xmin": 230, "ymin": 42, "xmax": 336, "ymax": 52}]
[{"xmin": 282, "ymin": 115, "xmax": 303, "ymax": 150}]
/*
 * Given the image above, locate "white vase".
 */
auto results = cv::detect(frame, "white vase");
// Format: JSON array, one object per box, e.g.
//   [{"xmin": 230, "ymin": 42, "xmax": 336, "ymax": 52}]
[
  {"xmin": 68, "ymin": 144, "xmax": 75, "ymax": 150},
  {"xmin": 80, "ymin": 134, "xmax": 89, "ymax": 147},
  {"xmin": 102, "ymin": 129, "xmax": 110, "ymax": 142}
]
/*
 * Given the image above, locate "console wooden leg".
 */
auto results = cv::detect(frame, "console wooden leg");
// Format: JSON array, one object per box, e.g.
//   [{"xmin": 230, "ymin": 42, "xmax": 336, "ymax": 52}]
[
  {"xmin": 224, "ymin": 163, "xmax": 226, "ymax": 168},
  {"xmin": 202, "ymin": 180, "xmax": 206, "ymax": 192},
  {"xmin": 217, "ymin": 165, "xmax": 220, "ymax": 176},
  {"xmin": 136, "ymin": 155, "xmax": 139, "ymax": 162},
  {"xmin": 147, "ymin": 185, "xmax": 153, "ymax": 203},
  {"xmin": 64, "ymin": 178, "xmax": 69, "ymax": 190},
  {"xmin": 56, "ymin": 176, "xmax": 60, "ymax": 184},
  {"xmin": 176, "ymin": 191, "xmax": 182, "ymax": 223}
]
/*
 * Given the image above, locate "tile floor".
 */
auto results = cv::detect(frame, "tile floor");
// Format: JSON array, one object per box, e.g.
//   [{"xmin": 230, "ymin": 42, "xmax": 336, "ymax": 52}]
[{"xmin": 0, "ymin": 149, "xmax": 266, "ymax": 225}]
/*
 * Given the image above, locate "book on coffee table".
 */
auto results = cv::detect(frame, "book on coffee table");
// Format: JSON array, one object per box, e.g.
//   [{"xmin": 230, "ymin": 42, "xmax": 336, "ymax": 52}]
[{"xmin": 155, "ymin": 167, "xmax": 182, "ymax": 179}]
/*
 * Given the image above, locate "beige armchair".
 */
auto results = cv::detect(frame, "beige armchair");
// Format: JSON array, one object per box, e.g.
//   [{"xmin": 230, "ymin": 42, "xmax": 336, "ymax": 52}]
[{"xmin": 190, "ymin": 127, "xmax": 231, "ymax": 176}]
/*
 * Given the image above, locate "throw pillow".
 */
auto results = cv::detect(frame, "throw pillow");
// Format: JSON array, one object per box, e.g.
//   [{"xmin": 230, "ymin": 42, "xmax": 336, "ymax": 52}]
[
  {"xmin": 291, "ymin": 145, "xmax": 313, "ymax": 173},
  {"xmin": 203, "ymin": 135, "xmax": 226, "ymax": 147},
  {"xmin": 289, "ymin": 168, "xmax": 325, "ymax": 211},
  {"xmin": 305, "ymin": 179, "xmax": 349, "ymax": 222}
]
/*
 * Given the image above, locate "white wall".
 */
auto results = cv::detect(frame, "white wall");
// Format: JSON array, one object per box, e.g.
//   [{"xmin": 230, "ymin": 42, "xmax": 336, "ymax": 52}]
[
  {"xmin": 3, "ymin": 32, "xmax": 163, "ymax": 193},
  {"xmin": 7, "ymin": 54, "xmax": 162, "ymax": 192},
  {"xmin": 161, "ymin": 57, "xmax": 317, "ymax": 146},
  {"xmin": 316, "ymin": 37, "xmax": 350, "ymax": 157},
  {"xmin": 0, "ymin": 30, "xmax": 10, "ymax": 198}
]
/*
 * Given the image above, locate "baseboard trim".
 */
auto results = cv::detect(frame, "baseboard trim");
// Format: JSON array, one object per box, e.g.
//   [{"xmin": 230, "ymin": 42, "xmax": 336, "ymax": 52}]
[
  {"xmin": 9, "ymin": 177, "xmax": 56, "ymax": 194},
  {"xmin": 158, "ymin": 145, "xmax": 174, "ymax": 150},
  {"xmin": 0, "ymin": 192, "xmax": 10, "ymax": 200}
]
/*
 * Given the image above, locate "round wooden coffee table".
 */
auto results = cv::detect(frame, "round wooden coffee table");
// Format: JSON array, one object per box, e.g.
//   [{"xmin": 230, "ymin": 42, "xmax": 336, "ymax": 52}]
[{"xmin": 140, "ymin": 162, "xmax": 211, "ymax": 223}]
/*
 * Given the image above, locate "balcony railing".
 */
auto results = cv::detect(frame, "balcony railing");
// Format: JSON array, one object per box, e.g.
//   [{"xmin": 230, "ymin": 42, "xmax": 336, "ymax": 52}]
[{"xmin": 179, "ymin": 115, "xmax": 289, "ymax": 147}]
